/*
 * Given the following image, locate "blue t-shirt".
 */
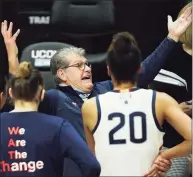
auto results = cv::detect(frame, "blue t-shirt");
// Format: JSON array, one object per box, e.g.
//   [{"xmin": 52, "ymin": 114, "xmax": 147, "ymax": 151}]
[{"xmin": 0, "ymin": 111, "xmax": 100, "ymax": 177}]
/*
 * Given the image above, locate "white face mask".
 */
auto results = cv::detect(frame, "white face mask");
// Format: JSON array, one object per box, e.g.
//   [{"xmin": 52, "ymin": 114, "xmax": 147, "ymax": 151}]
[{"xmin": 77, "ymin": 92, "xmax": 90, "ymax": 101}]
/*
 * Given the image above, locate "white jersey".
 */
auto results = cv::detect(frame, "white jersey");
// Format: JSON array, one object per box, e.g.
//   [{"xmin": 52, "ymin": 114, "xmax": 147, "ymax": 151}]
[{"xmin": 93, "ymin": 88, "xmax": 165, "ymax": 176}]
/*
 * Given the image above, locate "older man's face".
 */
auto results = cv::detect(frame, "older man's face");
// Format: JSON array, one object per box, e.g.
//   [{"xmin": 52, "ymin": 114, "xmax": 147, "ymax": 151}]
[{"xmin": 63, "ymin": 53, "xmax": 93, "ymax": 93}]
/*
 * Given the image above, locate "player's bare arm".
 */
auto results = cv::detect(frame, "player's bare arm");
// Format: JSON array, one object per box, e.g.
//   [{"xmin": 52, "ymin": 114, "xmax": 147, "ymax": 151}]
[
  {"xmin": 144, "ymin": 91, "xmax": 191, "ymax": 177},
  {"xmin": 82, "ymin": 98, "xmax": 98, "ymax": 154},
  {"xmin": 1, "ymin": 20, "xmax": 20, "ymax": 75},
  {"xmin": 157, "ymin": 92, "xmax": 192, "ymax": 159}
]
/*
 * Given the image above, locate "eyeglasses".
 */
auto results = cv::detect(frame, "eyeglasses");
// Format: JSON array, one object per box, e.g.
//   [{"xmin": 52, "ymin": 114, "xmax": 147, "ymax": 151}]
[{"xmin": 66, "ymin": 62, "xmax": 91, "ymax": 71}]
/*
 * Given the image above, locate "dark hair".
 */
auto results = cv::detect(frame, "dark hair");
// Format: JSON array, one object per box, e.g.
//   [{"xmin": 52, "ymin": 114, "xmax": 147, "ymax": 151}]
[
  {"xmin": 0, "ymin": 75, "xmax": 7, "ymax": 93},
  {"xmin": 107, "ymin": 32, "xmax": 142, "ymax": 83},
  {"xmin": 10, "ymin": 62, "xmax": 44, "ymax": 101}
]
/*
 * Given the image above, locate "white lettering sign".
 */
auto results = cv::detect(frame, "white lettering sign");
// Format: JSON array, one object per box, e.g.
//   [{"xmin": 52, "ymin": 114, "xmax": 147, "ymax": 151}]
[
  {"xmin": 31, "ymin": 50, "xmax": 57, "ymax": 59},
  {"xmin": 29, "ymin": 16, "xmax": 50, "ymax": 25}
]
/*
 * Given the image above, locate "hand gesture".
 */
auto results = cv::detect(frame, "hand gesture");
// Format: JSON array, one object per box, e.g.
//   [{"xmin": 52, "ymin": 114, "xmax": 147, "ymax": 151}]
[
  {"xmin": 1, "ymin": 20, "xmax": 20, "ymax": 74},
  {"xmin": 1, "ymin": 20, "xmax": 20, "ymax": 56},
  {"xmin": 144, "ymin": 154, "xmax": 171, "ymax": 177},
  {"xmin": 167, "ymin": 7, "xmax": 192, "ymax": 42}
]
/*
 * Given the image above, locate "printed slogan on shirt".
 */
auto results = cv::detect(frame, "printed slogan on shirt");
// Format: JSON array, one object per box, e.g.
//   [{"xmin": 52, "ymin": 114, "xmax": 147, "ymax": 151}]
[{"xmin": 0, "ymin": 127, "xmax": 44, "ymax": 172}]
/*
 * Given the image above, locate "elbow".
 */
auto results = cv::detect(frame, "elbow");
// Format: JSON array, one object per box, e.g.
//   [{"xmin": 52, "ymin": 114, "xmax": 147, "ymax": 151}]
[{"xmin": 85, "ymin": 160, "xmax": 101, "ymax": 177}]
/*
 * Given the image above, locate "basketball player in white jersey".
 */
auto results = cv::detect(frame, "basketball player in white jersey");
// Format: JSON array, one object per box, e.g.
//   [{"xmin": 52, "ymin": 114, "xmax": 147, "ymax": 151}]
[{"xmin": 82, "ymin": 32, "xmax": 192, "ymax": 176}]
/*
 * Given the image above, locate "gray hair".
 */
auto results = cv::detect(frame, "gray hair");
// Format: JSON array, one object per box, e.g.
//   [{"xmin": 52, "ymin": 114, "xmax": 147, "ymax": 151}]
[{"xmin": 50, "ymin": 47, "xmax": 85, "ymax": 84}]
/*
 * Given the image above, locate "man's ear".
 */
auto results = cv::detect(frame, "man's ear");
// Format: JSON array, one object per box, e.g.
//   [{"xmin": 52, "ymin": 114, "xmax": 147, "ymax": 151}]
[
  {"xmin": 9, "ymin": 88, "xmax": 13, "ymax": 99},
  {"xmin": 107, "ymin": 66, "xmax": 111, "ymax": 77},
  {"xmin": 57, "ymin": 69, "xmax": 67, "ymax": 82},
  {"xmin": 40, "ymin": 89, "xmax": 45, "ymax": 101}
]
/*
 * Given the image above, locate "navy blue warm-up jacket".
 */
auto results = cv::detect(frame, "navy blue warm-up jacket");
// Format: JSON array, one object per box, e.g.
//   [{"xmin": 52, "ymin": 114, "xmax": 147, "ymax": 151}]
[{"xmin": 0, "ymin": 112, "xmax": 101, "ymax": 177}]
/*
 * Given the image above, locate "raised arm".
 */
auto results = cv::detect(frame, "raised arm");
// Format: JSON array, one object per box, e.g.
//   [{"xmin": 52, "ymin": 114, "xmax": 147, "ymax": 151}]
[
  {"xmin": 137, "ymin": 7, "xmax": 192, "ymax": 87},
  {"xmin": 1, "ymin": 21, "xmax": 20, "ymax": 75},
  {"xmin": 59, "ymin": 120, "xmax": 101, "ymax": 177}
]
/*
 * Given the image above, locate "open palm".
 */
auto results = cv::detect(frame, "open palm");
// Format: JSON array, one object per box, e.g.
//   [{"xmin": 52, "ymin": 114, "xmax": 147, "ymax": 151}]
[
  {"xmin": 168, "ymin": 7, "xmax": 192, "ymax": 41},
  {"xmin": 1, "ymin": 20, "xmax": 20, "ymax": 74},
  {"xmin": 1, "ymin": 20, "xmax": 20, "ymax": 56}
]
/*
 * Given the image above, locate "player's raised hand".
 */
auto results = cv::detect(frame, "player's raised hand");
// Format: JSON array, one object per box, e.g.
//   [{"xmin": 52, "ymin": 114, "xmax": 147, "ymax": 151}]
[
  {"xmin": 1, "ymin": 20, "xmax": 20, "ymax": 55},
  {"xmin": 167, "ymin": 7, "xmax": 192, "ymax": 42},
  {"xmin": 1, "ymin": 20, "xmax": 20, "ymax": 75}
]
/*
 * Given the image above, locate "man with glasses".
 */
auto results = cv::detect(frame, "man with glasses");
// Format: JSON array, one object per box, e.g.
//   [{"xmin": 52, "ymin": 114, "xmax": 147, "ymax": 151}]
[
  {"xmin": 50, "ymin": 47, "xmax": 93, "ymax": 101},
  {"xmin": 39, "ymin": 47, "xmax": 94, "ymax": 139}
]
